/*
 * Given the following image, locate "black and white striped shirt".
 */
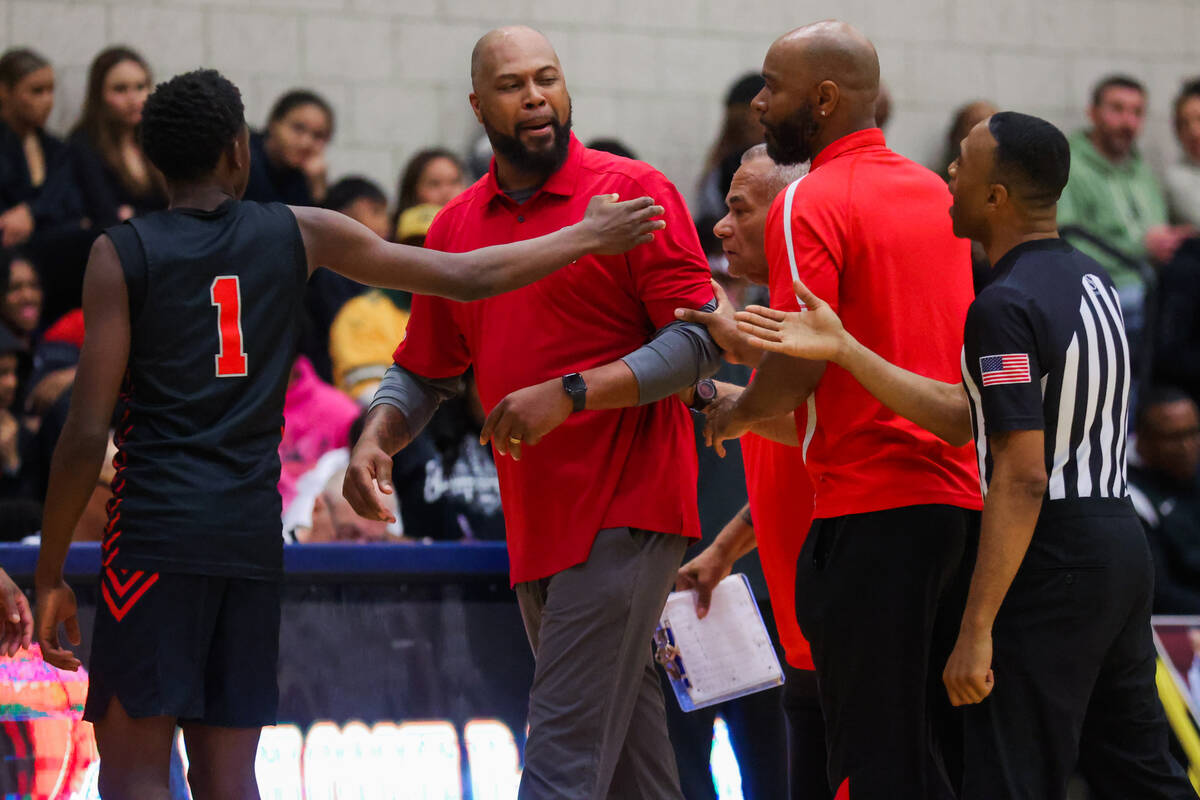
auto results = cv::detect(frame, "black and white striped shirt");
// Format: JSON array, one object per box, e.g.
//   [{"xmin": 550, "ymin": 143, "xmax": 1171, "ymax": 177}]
[{"xmin": 961, "ymin": 239, "xmax": 1131, "ymax": 500}]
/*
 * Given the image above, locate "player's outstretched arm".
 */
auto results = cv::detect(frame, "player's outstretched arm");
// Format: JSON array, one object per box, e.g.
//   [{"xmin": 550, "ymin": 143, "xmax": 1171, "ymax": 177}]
[
  {"xmin": 35, "ymin": 236, "xmax": 130, "ymax": 671},
  {"xmin": 293, "ymin": 194, "xmax": 666, "ymax": 302},
  {"xmin": 676, "ymin": 504, "xmax": 758, "ymax": 619},
  {"xmin": 736, "ymin": 278, "xmax": 974, "ymax": 447}
]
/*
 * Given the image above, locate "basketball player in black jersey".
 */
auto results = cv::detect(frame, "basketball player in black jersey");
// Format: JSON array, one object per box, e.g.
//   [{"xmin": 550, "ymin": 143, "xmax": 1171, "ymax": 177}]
[
  {"xmin": 736, "ymin": 112, "xmax": 1193, "ymax": 798},
  {"xmin": 32, "ymin": 69, "xmax": 665, "ymax": 800}
]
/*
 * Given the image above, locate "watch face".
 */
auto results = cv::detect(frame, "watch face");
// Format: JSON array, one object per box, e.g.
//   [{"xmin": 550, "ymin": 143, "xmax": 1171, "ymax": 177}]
[{"xmin": 696, "ymin": 380, "xmax": 717, "ymax": 402}]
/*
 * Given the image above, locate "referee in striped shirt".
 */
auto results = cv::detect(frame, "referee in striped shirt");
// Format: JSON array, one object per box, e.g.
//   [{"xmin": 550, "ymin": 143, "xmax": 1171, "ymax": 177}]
[{"xmin": 735, "ymin": 112, "xmax": 1194, "ymax": 798}]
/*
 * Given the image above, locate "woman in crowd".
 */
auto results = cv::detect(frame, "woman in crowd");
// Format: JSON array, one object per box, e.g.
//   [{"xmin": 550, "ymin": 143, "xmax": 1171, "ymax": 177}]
[
  {"xmin": 26, "ymin": 47, "xmax": 164, "ymax": 323},
  {"xmin": 0, "ymin": 48, "xmax": 59, "ymax": 249},
  {"xmin": 245, "ymin": 89, "xmax": 334, "ymax": 206},
  {"xmin": 1166, "ymin": 78, "xmax": 1200, "ymax": 227},
  {"xmin": 940, "ymin": 99, "xmax": 998, "ymax": 292},
  {"xmin": 390, "ymin": 147, "xmax": 466, "ymax": 238}
]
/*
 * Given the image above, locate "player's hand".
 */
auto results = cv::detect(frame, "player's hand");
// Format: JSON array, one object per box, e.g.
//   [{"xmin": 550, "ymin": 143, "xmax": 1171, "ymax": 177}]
[
  {"xmin": 0, "ymin": 568, "xmax": 31, "ymax": 657},
  {"xmin": 734, "ymin": 279, "xmax": 847, "ymax": 363},
  {"xmin": 674, "ymin": 279, "xmax": 761, "ymax": 366},
  {"xmin": 676, "ymin": 548, "xmax": 734, "ymax": 619},
  {"xmin": 479, "ymin": 378, "xmax": 573, "ymax": 462},
  {"xmin": 34, "ymin": 579, "xmax": 80, "ymax": 671},
  {"xmin": 577, "ymin": 194, "xmax": 666, "ymax": 255},
  {"xmin": 343, "ymin": 442, "xmax": 397, "ymax": 524},
  {"xmin": 702, "ymin": 392, "xmax": 751, "ymax": 459},
  {"xmin": 0, "ymin": 203, "xmax": 34, "ymax": 248},
  {"xmin": 943, "ymin": 627, "xmax": 994, "ymax": 706}
]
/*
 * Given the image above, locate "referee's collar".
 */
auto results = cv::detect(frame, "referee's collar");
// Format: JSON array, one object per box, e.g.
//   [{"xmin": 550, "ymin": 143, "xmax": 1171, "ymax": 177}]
[
  {"xmin": 811, "ymin": 127, "xmax": 886, "ymax": 171},
  {"xmin": 990, "ymin": 237, "xmax": 1072, "ymax": 277}
]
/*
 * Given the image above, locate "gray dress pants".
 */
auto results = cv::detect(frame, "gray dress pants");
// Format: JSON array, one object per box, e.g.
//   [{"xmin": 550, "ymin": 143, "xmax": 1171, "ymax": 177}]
[{"xmin": 515, "ymin": 527, "xmax": 688, "ymax": 800}]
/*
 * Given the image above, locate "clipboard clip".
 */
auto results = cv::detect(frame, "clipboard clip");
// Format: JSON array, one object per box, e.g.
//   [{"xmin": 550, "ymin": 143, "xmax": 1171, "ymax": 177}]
[{"xmin": 653, "ymin": 624, "xmax": 690, "ymax": 687}]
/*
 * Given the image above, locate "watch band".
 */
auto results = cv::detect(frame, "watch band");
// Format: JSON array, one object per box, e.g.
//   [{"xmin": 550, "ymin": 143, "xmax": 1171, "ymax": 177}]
[{"xmin": 562, "ymin": 372, "xmax": 587, "ymax": 413}]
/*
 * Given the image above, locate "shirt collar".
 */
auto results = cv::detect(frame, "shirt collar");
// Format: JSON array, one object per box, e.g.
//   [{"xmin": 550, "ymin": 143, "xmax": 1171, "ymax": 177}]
[
  {"xmin": 989, "ymin": 237, "xmax": 1072, "ymax": 278},
  {"xmin": 482, "ymin": 133, "xmax": 584, "ymax": 206},
  {"xmin": 811, "ymin": 127, "xmax": 887, "ymax": 171}
]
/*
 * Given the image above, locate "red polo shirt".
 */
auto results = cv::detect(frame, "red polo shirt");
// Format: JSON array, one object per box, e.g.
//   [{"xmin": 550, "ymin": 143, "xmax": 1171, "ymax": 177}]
[
  {"xmin": 395, "ymin": 135, "xmax": 711, "ymax": 584},
  {"xmin": 741, "ymin": 429, "xmax": 815, "ymax": 670},
  {"xmin": 765, "ymin": 128, "xmax": 982, "ymax": 518}
]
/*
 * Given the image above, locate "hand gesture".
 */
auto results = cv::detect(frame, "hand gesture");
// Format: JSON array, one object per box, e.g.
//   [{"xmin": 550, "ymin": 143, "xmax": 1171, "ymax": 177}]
[
  {"xmin": 675, "ymin": 279, "xmax": 761, "ymax": 366},
  {"xmin": 579, "ymin": 194, "xmax": 666, "ymax": 255},
  {"xmin": 943, "ymin": 628, "xmax": 994, "ymax": 706},
  {"xmin": 479, "ymin": 378, "xmax": 573, "ymax": 461},
  {"xmin": 702, "ymin": 391, "xmax": 750, "ymax": 459},
  {"xmin": 734, "ymin": 279, "xmax": 847, "ymax": 362},
  {"xmin": 35, "ymin": 579, "xmax": 81, "ymax": 671},
  {"xmin": 0, "ymin": 568, "xmax": 31, "ymax": 657},
  {"xmin": 343, "ymin": 441, "xmax": 397, "ymax": 523},
  {"xmin": 676, "ymin": 548, "xmax": 734, "ymax": 619}
]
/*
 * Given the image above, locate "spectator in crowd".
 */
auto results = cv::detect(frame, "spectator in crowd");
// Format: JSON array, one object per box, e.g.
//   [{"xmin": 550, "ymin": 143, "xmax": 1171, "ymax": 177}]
[
  {"xmin": 695, "ymin": 73, "xmax": 767, "ymax": 254},
  {"xmin": 329, "ymin": 289, "xmax": 410, "ymax": 405},
  {"xmin": 245, "ymin": 89, "xmax": 333, "ymax": 206},
  {"xmin": 390, "ymin": 147, "xmax": 466, "ymax": 238},
  {"xmin": 279, "ymin": 355, "xmax": 360, "ymax": 511},
  {"xmin": 325, "ymin": 175, "xmax": 389, "ymax": 239},
  {"xmin": 1058, "ymin": 76, "xmax": 1193, "ymax": 321},
  {"xmin": 394, "ymin": 204, "xmax": 439, "ymax": 247},
  {"xmin": 1165, "ymin": 78, "xmax": 1200, "ymax": 227},
  {"xmin": 586, "ymin": 137, "xmax": 638, "ymax": 159},
  {"xmin": 0, "ymin": 324, "xmax": 38, "ymax": 540},
  {"xmin": 938, "ymin": 100, "xmax": 999, "ymax": 292},
  {"xmin": 1153, "ymin": 236, "xmax": 1200, "ymax": 406},
  {"xmin": 1129, "ymin": 387, "xmax": 1200, "ymax": 614},
  {"xmin": 422, "ymin": 373, "xmax": 504, "ymax": 540},
  {"xmin": 0, "ymin": 48, "xmax": 59, "ymax": 249},
  {"xmin": 289, "ymin": 461, "xmax": 399, "ymax": 544},
  {"xmin": 299, "ymin": 176, "xmax": 390, "ymax": 382},
  {"xmin": 24, "ymin": 47, "xmax": 165, "ymax": 324},
  {"xmin": 0, "ymin": 250, "xmax": 40, "ymax": 349}
]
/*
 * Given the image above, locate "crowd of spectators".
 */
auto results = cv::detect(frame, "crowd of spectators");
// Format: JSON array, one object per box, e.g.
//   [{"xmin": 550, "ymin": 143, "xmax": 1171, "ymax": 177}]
[{"xmin": 0, "ymin": 44, "xmax": 1198, "ymax": 602}]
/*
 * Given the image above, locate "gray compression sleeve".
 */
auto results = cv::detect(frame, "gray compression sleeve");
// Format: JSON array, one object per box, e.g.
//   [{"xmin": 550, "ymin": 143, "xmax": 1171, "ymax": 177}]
[
  {"xmin": 621, "ymin": 300, "xmax": 722, "ymax": 405},
  {"xmin": 368, "ymin": 364, "xmax": 465, "ymax": 438}
]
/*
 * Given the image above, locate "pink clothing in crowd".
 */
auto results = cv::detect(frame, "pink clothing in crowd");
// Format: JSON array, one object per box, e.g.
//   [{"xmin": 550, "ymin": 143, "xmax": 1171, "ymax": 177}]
[{"xmin": 278, "ymin": 356, "xmax": 359, "ymax": 510}]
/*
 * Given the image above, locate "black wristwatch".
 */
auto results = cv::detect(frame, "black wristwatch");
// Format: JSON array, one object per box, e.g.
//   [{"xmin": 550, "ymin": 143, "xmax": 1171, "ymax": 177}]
[
  {"xmin": 692, "ymin": 378, "xmax": 717, "ymax": 412},
  {"xmin": 562, "ymin": 372, "xmax": 587, "ymax": 413}
]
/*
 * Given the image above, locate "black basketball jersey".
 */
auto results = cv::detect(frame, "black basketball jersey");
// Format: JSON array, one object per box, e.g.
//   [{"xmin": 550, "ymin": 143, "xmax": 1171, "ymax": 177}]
[
  {"xmin": 104, "ymin": 199, "xmax": 307, "ymax": 579},
  {"xmin": 961, "ymin": 238, "xmax": 1131, "ymax": 505}
]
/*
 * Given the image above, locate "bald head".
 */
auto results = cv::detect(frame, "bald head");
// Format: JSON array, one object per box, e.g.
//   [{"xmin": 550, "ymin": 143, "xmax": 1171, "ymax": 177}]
[
  {"xmin": 773, "ymin": 21, "xmax": 879, "ymax": 97},
  {"xmin": 471, "ymin": 26, "xmax": 561, "ymax": 89},
  {"xmin": 755, "ymin": 20, "xmax": 881, "ymax": 164}
]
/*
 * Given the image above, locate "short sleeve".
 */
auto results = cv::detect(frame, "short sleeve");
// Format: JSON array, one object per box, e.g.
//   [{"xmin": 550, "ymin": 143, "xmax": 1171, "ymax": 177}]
[
  {"xmin": 391, "ymin": 215, "xmax": 472, "ymax": 379},
  {"xmin": 764, "ymin": 181, "xmax": 843, "ymax": 314},
  {"xmin": 962, "ymin": 286, "xmax": 1045, "ymax": 433},
  {"xmin": 625, "ymin": 172, "xmax": 713, "ymax": 328}
]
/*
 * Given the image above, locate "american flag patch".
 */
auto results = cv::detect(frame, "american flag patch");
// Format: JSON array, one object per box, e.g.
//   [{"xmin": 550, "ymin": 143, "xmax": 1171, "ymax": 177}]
[{"xmin": 980, "ymin": 354, "xmax": 1031, "ymax": 386}]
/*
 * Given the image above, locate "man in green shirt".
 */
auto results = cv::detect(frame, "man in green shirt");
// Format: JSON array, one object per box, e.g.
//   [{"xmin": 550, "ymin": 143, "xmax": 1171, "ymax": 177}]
[{"xmin": 1058, "ymin": 76, "xmax": 1192, "ymax": 314}]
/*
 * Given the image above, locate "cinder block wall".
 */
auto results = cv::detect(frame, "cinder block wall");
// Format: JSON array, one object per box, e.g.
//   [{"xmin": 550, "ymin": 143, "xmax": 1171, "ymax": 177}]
[{"xmin": 2, "ymin": 0, "xmax": 1195, "ymax": 206}]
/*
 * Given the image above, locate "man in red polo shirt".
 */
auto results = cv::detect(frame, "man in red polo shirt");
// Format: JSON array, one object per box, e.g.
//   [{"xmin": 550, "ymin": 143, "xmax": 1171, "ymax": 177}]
[
  {"xmin": 675, "ymin": 144, "xmax": 830, "ymax": 800},
  {"xmin": 344, "ymin": 26, "xmax": 719, "ymax": 800},
  {"xmin": 705, "ymin": 21, "xmax": 982, "ymax": 800}
]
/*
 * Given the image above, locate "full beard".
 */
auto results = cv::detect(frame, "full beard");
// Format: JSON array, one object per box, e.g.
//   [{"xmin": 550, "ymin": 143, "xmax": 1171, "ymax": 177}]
[
  {"xmin": 764, "ymin": 103, "xmax": 819, "ymax": 165},
  {"xmin": 483, "ymin": 106, "xmax": 574, "ymax": 180}
]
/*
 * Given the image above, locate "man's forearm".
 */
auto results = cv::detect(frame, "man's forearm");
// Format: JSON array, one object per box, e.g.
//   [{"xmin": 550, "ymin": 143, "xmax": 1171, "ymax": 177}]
[
  {"xmin": 710, "ymin": 503, "xmax": 759, "ymax": 564},
  {"xmin": 359, "ymin": 403, "xmax": 414, "ymax": 457},
  {"xmin": 735, "ymin": 351, "xmax": 824, "ymax": 424},
  {"xmin": 36, "ymin": 425, "xmax": 108, "ymax": 584},
  {"xmin": 711, "ymin": 381, "xmax": 799, "ymax": 446},
  {"xmin": 369, "ymin": 364, "xmax": 463, "ymax": 444},
  {"xmin": 622, "ymin": 302, "xmax": 721, "ymax": 405},
  {"xmin": 960, "ymin": 470, "xmax": 1046, "ymax": 635},
  {"xmin": 837, "ymin": 335, "xmax": 973, "ymax": 447}
]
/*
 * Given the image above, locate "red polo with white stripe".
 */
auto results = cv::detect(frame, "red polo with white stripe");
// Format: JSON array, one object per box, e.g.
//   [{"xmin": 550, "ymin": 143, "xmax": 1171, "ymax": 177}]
[{"xmin": 764, "ymin": 128, "xmax": 983, "ymax": 518}]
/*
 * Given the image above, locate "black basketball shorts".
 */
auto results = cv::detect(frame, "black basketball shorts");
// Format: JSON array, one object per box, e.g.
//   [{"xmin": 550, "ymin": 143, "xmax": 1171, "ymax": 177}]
[{"xmin": 83, "ymin": 567, "xmax": 281, "ymax": 728}]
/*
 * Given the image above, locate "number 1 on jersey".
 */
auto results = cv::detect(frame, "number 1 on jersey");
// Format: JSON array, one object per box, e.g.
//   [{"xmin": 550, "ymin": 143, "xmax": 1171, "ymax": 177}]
[{"xmin": 210, "ymin": 276, "xmax": 248, "ymax": 377}]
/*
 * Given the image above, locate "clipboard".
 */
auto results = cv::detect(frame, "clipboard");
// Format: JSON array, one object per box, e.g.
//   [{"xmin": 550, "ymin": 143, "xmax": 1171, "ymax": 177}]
[{"xmin": 654, "ymin": 573, "xmax": 785, "ymax": 712}]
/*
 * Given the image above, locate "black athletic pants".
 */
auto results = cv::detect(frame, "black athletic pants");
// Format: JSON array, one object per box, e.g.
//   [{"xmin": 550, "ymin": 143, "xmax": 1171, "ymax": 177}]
[
  {"xmin": 961, "ymin": 501, "xmax": 1195, "ymax": 800},
  {"xmin": 795, "ymin": 504, "xmax": 976, "ymax": 800}
]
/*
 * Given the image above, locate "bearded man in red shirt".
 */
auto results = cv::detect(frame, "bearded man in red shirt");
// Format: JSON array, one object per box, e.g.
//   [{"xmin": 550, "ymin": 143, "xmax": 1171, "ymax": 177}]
[{"xmin": 345, "ymin": 26, "xmax": 720, "ymax": 800}]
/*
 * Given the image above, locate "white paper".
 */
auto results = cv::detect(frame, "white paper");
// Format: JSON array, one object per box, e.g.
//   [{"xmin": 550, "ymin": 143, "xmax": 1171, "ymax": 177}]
[{"xmin": 659, "ymin": 574, "xmax": 783, "ymax": 708}]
